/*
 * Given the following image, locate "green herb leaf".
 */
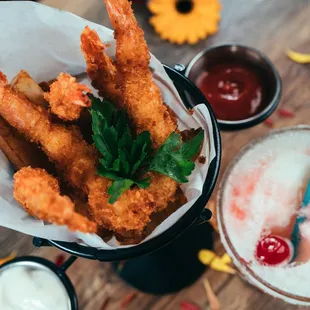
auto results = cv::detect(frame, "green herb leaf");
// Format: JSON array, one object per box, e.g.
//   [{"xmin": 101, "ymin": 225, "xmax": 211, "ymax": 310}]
[
  {"xmin": 130, "ymin": 131, "xmax": 152, "ymax": 175},
  {"xmin": 90, "ymin": 95, "xmax": 203, "ymax": 203},
  {"xmin": 90, "ymin": 96, "xmax": 154, "ymax": 203},
  {"xmin": 89, "ymin": 94, "xmax": 116, "ymax": 126},
  {"xmin": 97, "ymin": 168, "xmax": 120, "ymax": 181},
  {"xmin": 149, "ymin": 131, "xmax": 204, "ymax": 183},
  {"xmin": 135, "ymin": 177, "xmax": 151, "ymax": 189},
  {"xmin": 93, "ymin": 134, "xmax": 113, "ymax": 165},
  {"xmin": 108, "ymin": 179, "xmax": 134, "ymax": 203},
  {"xmin": 178, "ymin": 131, "xmax": 204, "ymax": 160}
]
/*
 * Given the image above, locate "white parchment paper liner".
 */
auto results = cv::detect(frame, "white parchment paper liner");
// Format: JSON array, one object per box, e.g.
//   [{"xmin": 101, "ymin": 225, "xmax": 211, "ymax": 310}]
[{"xmin": 0, "ymin": 1, "xmax": 216, "ymax": 249}]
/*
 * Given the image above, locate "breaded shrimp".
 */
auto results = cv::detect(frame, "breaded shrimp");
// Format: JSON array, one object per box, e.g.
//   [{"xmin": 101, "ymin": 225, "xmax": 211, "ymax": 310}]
[
  {"xmin": 104, "ymin": 0, "xmax": 177, "ymax": 149},
  {"xmin": 104, "ymin": 0, "xmax": 179, "ymax": 210},
  {"xmin": 146, "ymin": 173, "xmax": 179, "ymax": 211},
  {"xmin": 0, "ymin": 72, "xmax": 7, "ymax": 86},
  {"xmin": 44, "ymin": 72, "xmax": 91, "ymax": 121},
  {"xmin": 81, "ymin": 26, "xmax": 122, "ymax": 106},
  {"xmin": 0, "ymin": 79, "xmax": 155, "ymax": 233},
  {"xmin": 14, "ymin": 167, "xmax": 97, "ymax": 233},
  {"xmin": 88, "ymin": 177, "xmax": 154, "ymax": 232}
]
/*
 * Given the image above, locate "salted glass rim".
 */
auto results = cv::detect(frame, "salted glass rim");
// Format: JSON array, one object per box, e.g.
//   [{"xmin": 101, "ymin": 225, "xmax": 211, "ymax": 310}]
[{"xmin": 217, "ymin": 125, "xmax": 310, "ymax": 305}]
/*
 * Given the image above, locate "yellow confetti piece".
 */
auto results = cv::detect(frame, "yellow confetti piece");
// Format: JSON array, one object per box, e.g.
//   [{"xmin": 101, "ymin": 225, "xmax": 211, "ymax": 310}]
[
  {"xmin": 198, "ymin": 250, "xmax": 216, "ymax": 265},
  {"xmin": 210, "ymin": 258, "xmax": 236, "ymax": 275},
  {"xmin": 286, "ymin": 49, "xmax": 310, "ymax": 64},
  {"xmin": 220, "ymin": 253, "xmax": 232, "ymax": 265},
  {"xmin": 203, "ymin": 278, "xmax": 220, "ymax": 310},
  {"xmin": 0, "ymin": 251, "xmax": 17, "ymax": 266},
  {"xmin": 198, "ymin": 250, "xmax": 236, "ymax": 275}
]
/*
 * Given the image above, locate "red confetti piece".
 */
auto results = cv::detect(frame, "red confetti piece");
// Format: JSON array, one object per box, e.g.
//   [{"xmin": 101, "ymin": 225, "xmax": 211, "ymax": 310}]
[
  {"xmin": 120, "ymin": 292, "xmax": 137, "ymax": 308},
  {"xmin": 101, "ymin": 297, "xmax": 110, "ymax": 310},
  {"xmin": 278, "ymin": 108, "xmax": 295, "ymax": 118},
  {"xmin": 264, "ymin": 118, "xmax": 274, "ymax": 128},
  {"xmin": 55, "ymin": 254, "xmax": 65, "ymax": 267},
  {"xmin": 180, "ymin": 301, "xmax": 201, "ymax": 310}
]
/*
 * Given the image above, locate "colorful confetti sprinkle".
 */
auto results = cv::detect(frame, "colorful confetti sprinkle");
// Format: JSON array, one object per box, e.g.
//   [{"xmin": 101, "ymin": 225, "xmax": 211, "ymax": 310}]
[
  {"xmin": 198, "ymin": 250, "xmax": 216, "ymax": 265},
  {"xmin": 55, "ymin": 254, "xmax": 65, "ymax": 267},
  {"xmin": 180, "ymin": 301, "xmax": 201, "ymax": 310},
  {"xmin": 0, "ymin": 251, "xmax": 17, "ymax": 266},
  {"xmin": 120, "ymin": 292, "xmax": 137, "ymax": 308},
  {"xmin": 286, "ymin": 49, "xmax": 310, "ymax": 64},
  {"xmin": 264, "ymin": 118, "xmax": 274, "ymax": 128},
  {"xmin": 198, "ymin": 250, "xmax": 236, "ymax": 274},
  {"xmin": 203, "ymin": 278, "xmax": 220, "ymax": 310},
  {"xmin": 220, "ymin": 253, "xmax": 232, "ymax": 265},
  {"xmin": 278, "ymin": 108, "xmax": 295, "ymax": 118},
  {"xmin": 207, "ymin": 200, "xmax": 218, "ymax": 232}
]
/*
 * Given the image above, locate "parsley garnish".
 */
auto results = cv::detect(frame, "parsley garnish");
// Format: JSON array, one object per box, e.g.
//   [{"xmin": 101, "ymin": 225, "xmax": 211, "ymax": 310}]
[
  {"xmin": 149, "ymin": 131, "xmax": 204, "ymax": 183},
  {"xmin": 90, "ymin": 95, "xmax": 204, "ymax": 203},
  {"xmin": 90, "ymin": 95, "xmax": 152, "ymax": 203}
]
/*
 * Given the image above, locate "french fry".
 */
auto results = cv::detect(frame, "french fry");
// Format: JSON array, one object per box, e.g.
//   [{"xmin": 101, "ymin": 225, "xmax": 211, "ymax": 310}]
[
  {"xmin": 0, "ymin": 72, "xmax": 54, "ymax": 171},
  {"xmin": 10, "ymin": 70, "xmax": 48, "ymax": 108},
  {"xmin": 0, "ymin": 116, "xmax": 51, "ymax": 170}
]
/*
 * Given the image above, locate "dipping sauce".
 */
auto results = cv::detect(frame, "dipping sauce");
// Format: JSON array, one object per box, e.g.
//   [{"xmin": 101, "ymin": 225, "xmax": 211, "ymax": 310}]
[
  {"xmin": 196, "ymin": 63, "xmax": 264, "ymax": 121},
  {"xmin": 0, "ymin": 264, "xmax": 70, "ymax": 310}
]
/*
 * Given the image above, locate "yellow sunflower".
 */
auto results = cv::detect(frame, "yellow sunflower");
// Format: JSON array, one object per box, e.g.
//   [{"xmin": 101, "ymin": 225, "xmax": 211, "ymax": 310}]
[{"xmin": 148, "ymin": 0, "xmax": 221, "ymax": 45}]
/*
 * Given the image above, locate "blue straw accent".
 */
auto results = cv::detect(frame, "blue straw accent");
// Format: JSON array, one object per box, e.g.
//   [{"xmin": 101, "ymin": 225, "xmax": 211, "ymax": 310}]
[
  {"xmin": 291, "ymin": 178, "xmax": 310, "ymax": 260},
  {"xmin": 302, "ymin": 179, "xmax": 310, "ymax": 206}
]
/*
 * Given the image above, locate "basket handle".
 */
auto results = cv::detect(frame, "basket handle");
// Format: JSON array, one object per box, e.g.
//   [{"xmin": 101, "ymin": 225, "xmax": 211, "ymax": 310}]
[{"xmin": 194, "ymin": 208, "xmax": 213, "ymax": 227}]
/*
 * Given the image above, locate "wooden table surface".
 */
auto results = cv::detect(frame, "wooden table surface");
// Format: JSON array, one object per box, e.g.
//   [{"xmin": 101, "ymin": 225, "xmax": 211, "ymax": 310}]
[{"xmin": 1, "ymin": 0, "xmax": 310, "ymax": 309}]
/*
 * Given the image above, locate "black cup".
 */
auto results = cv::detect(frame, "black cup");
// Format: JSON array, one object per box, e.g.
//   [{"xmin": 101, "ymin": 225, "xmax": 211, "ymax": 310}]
[
  {"xmin": 0, "ymin": 256, "xmax": 78, "ymax": 310},
  {"xmin": 185, "ymin": 44, "xmax": 282, "ymax": 130}
]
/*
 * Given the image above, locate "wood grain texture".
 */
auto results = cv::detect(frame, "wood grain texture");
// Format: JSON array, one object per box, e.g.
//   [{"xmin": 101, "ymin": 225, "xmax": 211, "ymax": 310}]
[{"xmin": 1, "ymin": 0, "xmax": 310, "ymax": 309}]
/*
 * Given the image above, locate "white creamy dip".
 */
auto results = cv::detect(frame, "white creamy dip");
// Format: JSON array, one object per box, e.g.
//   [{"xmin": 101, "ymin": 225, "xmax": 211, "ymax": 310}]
[{"xmin": 0, "ymin": 264, "xmax": 70, "ymax": 310}]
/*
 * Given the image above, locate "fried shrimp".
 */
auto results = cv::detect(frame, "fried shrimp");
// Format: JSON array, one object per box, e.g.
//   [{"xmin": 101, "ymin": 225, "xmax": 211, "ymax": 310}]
[
  {"xmin": 44, "ymin": 72, "xmax": 91, "ymax": 121},
  {"xmin": 14, "ymin": 167, "xmax": 97, "ymax": 233},
  {"xmin": 104, "ymin": 0, "xmax": 177, "ymax": 149},
  {"xmin": 0, "ymin": 72, "xmax": 7, "ymax": 86},
  {"xmin": 80, "ymin": 26, "xmax": 122, "ymax": 106},
  {"xmin": 0, "ymin": 79, "xmax": 155, "ymax": 233},
  {"xmin": 104, "ymin": 0, "xmax": 179, "ymax": 210}
]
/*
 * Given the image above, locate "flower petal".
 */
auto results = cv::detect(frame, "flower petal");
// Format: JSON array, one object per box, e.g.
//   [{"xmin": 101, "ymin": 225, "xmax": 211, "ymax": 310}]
[{"xmin": 148, "ymin": 0, "xmax": 221, "ymax": 45}]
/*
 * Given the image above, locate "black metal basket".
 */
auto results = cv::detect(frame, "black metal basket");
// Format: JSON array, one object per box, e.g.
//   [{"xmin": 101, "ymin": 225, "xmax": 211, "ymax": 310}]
[{"xmin": 33, "ymin": 64, "xmax": 221, "ymax": 262}]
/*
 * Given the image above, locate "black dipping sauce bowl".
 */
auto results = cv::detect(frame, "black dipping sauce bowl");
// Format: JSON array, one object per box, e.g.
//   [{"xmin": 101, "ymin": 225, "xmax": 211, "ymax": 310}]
[{"xmin": 185, "ymin": 44, "xmax": 282, "ymax": 130}]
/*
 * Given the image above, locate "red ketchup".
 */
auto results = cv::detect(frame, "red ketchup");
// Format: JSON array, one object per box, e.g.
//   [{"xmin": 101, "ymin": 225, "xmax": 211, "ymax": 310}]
[
  {"xmin": 196, "ymin": 63, "xmax": 264, "ymax": 121},
  {"xmin": 255, "ymin": 235, "xmax": 293, "ymax": 266}
]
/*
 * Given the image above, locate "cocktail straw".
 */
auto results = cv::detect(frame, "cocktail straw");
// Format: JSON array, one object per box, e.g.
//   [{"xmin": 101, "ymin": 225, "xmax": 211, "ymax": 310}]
[{"xmin": 291, "ymin": 178, "xmax": 310, "ymax": 259}]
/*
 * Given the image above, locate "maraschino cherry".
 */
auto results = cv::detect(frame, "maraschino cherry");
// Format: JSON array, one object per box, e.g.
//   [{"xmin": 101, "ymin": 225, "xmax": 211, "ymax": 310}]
[{"xmin": 255, "ymin": 235, "xmax": 293, "ymax": 266}]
